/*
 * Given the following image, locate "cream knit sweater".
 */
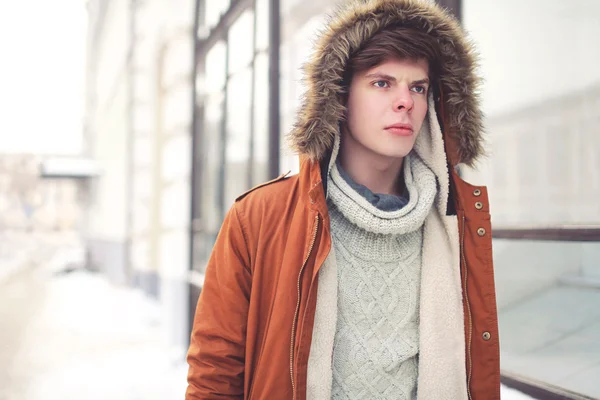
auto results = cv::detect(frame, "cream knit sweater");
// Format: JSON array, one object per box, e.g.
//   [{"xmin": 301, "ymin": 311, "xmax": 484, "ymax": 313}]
[{"xmin": 326, "ymin": 153, "xmax": 437, "ymax": 399}]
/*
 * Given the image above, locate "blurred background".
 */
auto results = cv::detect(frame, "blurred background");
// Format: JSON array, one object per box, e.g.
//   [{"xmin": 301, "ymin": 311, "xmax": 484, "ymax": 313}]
[{"xmin": 0, "ymin": 0, "xmax": 598, "ymax": 399}]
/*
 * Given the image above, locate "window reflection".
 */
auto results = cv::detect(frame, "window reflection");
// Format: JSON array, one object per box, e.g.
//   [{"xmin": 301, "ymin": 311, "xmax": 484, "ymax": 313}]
[
  {"xmin": 278, "ymin": 15, "xmax": 325, "ymax": 175},
  {"xmin": 255, "ymin": 0, "xmax": 269, "ymax": 52},
  {"xmin": 463, "ymin": 0, "xmax": 600, "ymax": 397},
  {"xmin": 225, "ymin": 67, "xmax": 252, "ymax": 209},
  {"xmin": 205, "ymin": 41, "xmax": 227, "ymax": 94},
  {"xmin": 204, "ymin": 0, "xmax": 232, "ymax": 30},
  {"xmin": 194, "ymin": 35, "xmax": 228, "ymax": 273},
  {"xmin": 200, "ymin": 91, "xmax": 224, "ymax": 268},
  {"xmin": 228, "ymin": 10, "xmax": 254, "ymax": 76},
  {"xmin": 252, "ymin": 53, "xmax": 269, "ymax": 185}
]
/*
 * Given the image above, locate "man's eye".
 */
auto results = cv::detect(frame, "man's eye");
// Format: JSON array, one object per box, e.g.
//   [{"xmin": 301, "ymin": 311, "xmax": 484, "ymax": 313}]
[
  {"xmin": 411, "ymin": 86, "xmax": 427, "ymax": 94},
  {"xmin": 373, "ymin": 80, "xmax": 389, "ymax": 88}
]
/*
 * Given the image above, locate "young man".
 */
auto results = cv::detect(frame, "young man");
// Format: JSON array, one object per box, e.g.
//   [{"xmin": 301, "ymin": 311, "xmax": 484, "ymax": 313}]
[{"xmin": 186, "ymin": 0, "xmax": 500, "ymax": 399}]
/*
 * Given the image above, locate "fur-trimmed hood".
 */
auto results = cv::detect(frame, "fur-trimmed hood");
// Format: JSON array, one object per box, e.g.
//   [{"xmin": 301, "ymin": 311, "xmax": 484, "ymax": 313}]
[{"xmin": 287, "ymin": 0, "xmax": 484, "ymax": 167}]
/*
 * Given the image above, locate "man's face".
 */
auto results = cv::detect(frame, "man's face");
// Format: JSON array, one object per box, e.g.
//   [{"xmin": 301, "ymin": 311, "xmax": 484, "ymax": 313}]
[{"xmin": 342, "ymin": 58, "xmax": 430, "ymax": 162}]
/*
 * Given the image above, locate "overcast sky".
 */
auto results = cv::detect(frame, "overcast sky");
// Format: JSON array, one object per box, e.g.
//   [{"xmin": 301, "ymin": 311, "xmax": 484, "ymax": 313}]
[{"xmin": 0, "ymin": 0, "xmax": 86, "ymax": 155}]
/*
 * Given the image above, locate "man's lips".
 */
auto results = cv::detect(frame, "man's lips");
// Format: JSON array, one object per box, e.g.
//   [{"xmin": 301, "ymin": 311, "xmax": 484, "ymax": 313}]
[{"xmin": 384, "ymin": 123, "xmax": 413, "ymax": 136}]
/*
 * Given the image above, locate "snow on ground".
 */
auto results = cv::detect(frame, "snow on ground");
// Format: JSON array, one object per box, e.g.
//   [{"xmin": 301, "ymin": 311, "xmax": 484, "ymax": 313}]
[
  {"xmin": 1, "ymin": 267, "xmax": 537, "ymax": 399},
  {"xmin": 2, "ymin": 268, "xmax": 187, "ymax": 400}
]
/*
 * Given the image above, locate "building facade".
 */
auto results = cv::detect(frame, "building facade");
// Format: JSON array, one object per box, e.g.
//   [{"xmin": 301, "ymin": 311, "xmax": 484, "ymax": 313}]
[{"xmin": 85, "ymin": 0, "xmax": 195, "ymax": 360}]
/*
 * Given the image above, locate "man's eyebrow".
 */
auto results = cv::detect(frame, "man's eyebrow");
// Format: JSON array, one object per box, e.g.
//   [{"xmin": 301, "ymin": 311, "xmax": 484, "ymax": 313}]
[
  {"xmin": 363, "ymin": 73, "xmax": 430, "ymax": 86},
  {"xmin": 364, "ymin": 73, "xmax": 397, "ymax": 82},
  {"xmin": 412, "ymin": 78, "xmax": 430, "ymax": 86}
]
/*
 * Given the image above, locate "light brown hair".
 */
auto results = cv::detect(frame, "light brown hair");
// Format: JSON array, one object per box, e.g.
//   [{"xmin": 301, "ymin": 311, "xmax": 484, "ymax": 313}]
[{"xmin": 343, "ymin": 27, "xmax": 443, "ymax": 91}]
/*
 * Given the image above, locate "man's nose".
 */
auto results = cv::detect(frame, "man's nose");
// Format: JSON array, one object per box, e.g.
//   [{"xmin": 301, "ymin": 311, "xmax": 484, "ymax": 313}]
[{"xmin": 393, "ymin": 86, "xmax": 414, "ymax": 112}]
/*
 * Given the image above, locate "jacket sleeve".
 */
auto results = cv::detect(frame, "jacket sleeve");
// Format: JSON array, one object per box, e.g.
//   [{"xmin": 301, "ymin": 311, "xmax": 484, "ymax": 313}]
[{"xmin": 186, "ymin": 203, "xmax": 252, "ymax": 399}]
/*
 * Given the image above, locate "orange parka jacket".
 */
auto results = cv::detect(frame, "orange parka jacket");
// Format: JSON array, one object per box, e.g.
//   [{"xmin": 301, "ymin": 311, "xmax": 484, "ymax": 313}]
[{"xmin": 187, "ymin": 1, "xmax": 500, "ymax": 399}]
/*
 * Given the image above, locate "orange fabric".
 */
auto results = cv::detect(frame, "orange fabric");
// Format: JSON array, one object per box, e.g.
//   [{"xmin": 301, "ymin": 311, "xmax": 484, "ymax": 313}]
[
  {"xmin": 452, "ymin": 169, "xmax": 501, "ymax": 400},
  {"xmin": 186, "ymin": 159, "xmax": 500, "ymax": 399}
]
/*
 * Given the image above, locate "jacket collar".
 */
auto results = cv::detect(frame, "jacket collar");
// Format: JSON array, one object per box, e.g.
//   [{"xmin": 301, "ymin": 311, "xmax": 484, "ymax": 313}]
[{"xmin": 299, "ymin": 154, "xmax": 329, "ymax": 218}]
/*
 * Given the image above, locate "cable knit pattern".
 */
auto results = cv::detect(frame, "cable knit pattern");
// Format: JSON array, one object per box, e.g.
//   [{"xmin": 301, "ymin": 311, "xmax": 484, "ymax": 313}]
[{"xmin": 328, "ymin": 152, "xmax": 437, "ymax": 400}]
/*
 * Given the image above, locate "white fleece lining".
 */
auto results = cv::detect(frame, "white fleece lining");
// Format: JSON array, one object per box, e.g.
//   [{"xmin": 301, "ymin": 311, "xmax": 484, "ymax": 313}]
[
  {"xmin": 414, "ymin": 94, "xmax": 468, "ymax": 400},
  {"xmin": 307, "ymin": 93, "xmax": 467, "ymax": 400},
  {"xmin": 306, "ymin": 246, "xmax": 338, "ymax": 399}
]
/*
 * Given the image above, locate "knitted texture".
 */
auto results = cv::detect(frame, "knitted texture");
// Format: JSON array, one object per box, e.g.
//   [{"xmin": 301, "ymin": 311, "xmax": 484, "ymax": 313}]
[
  {"xmin": 328, "ymin": 152, "xmax": 437, "ymax": 400},
  {"xmin": 327, "ymin": 153, "xmax": 437, "ymax": 236}
]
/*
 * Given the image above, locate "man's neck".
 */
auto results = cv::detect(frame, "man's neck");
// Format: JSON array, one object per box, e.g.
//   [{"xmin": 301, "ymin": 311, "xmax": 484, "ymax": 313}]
[{"xmin": 338, "ymin": 137, "xmax": 405, "ymax": 196}]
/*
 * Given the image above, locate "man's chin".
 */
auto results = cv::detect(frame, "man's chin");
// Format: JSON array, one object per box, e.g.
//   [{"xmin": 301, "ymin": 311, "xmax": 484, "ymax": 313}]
[{"xmin": 373, "ymin": 148, "xmax": 414, "ymax": 160}]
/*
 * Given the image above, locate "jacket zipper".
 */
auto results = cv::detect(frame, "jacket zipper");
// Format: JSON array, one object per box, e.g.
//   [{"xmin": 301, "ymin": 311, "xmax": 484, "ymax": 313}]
[
  {"xmin": 290, "ymin": 213, "xmax": 320, "ymax": 400},
  {"xmin": 461, "ymin": 215, "xmax": 473, "ymax": 400}
]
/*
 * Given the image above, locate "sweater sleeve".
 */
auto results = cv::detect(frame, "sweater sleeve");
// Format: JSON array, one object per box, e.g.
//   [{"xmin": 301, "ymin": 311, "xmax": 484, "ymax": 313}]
[{"xmin": 186, "ymin": 203, "xmax": 252, "ymax": 399}]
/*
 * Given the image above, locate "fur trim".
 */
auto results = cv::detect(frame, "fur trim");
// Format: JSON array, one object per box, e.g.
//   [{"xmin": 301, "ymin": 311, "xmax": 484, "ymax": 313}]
[{"xmin": 287, "ymin": 0, "xmax": 485, "ymax": 166}]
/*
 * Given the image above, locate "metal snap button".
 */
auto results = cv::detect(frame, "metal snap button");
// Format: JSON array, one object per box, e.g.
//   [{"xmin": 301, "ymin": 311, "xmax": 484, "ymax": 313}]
[
  {"xmin": 477, "ymin": 228, "xmax": 486, "ymax": 237},
  {"xmin": 475, "ymin": 202, "xmax": 483, "ymax": 210},
  {"xmin": 473, "ymin": 189, "xmax": 482, "ymax": 197},
  {"xmin": 482, "ymin": 332, "xmax": 491, "ymax": 341}
]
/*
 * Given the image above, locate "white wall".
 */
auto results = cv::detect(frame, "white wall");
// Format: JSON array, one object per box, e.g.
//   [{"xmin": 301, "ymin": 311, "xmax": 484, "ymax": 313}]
[
  {"xmin": 129, "ymin": 0, "xmax": 163, "ymax": 280},
  {"xmin": 88, "ymin": 0, "xmax": 130, "ymax": 243},
  {"xmin": 90, "ymin": 86, "xmax": 129, "ymax": 240}
]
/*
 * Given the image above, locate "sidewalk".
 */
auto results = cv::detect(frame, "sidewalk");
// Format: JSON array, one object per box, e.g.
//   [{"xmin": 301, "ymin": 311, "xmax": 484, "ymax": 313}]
[
  {"xmin": 0, "ymin": 266, "xmax": 187, "ymax": 400},
  {"xmin": 0, "ymin": 263, "xmax": 535, "ymax": 399}
]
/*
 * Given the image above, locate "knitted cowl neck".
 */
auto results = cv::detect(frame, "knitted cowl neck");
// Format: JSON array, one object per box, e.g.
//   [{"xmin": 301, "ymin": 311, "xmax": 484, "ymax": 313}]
[{"xmin": 327, "ymin": 147, "xmax": 438, "ymax": 236}]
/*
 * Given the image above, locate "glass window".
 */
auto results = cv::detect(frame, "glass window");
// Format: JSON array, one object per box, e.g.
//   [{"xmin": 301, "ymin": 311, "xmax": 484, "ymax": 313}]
[
  {"xmin": 281, "ymin": 0, "xmax": 303, "ymax": 16},
  {"xmin": 255, "ymin": 0, "xmax": 269, "ymax": 52},
  {"xmin": 204, "ymin": 0, "xmax": 231, "ymax": 30},
  {"xmin": 277, "ymin": 16, "xmax": 325, "ymax": 176},
  {"xmin": 161, "ymin": 135, "xmax": 190, "ymax": 182},
  {"xmin": 205, "ymin": 41, "xmax": 227, "ymax": 94},
  {"xmin": 463, "ymin": 1, "xmax": 600, "ymax": 397},
  {"xmin": 224, "ymin": 67, "xmax": 253, "ymax": 209},
  {"xmin": 159, "ymin": 231, "xmax": 187, "ymax": 276},
  {"xmin": 252, "ymin": 53, "xmax": 269, "ymax": 185},
  {"xmin": 164, "ymin": 85, "xmax": 192, "ymax": 135},
  {"xmin": 228, "ymin": 10, "xmax": 255, "ymax": 76},
  {"xmin": 279, "ymin": 40, "xmax": 298, "ymax": 175},
  {"xmin": 160, "ymin": 181, "xmax": 189, "ymax": 229},
  {"xmin": 192, "ymin": 232, "xmax": 205, "ymax": 274},
  {"xmin": 462, "ymin": 1, "xmax": 600, "ymax": 222},
  {"xmin": 198, "ymin": 90, "xmax": 224, "ymax": 272},
  {"xmin": 279, "ymin": 41, "xmax": 293, "ymax": 116},
  {"xmin": 192, "ymin": 38, "xmax": 229, "ymax": 273}
]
